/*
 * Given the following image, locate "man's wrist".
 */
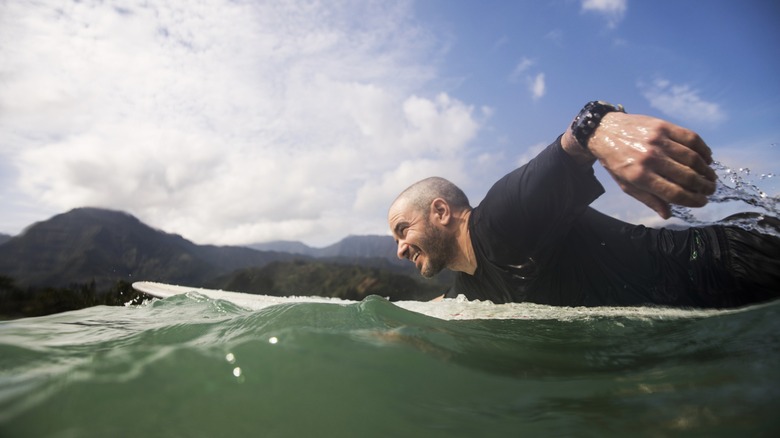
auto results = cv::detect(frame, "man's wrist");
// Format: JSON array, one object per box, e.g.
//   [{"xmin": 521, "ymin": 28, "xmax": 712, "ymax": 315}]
[
  {"xmin": 561, "ymin": 128, "xmax": 597, "ymax": 166},
  {"xmin": 570, "ymin": 101, "xmax": 626, "ymax": 151}
]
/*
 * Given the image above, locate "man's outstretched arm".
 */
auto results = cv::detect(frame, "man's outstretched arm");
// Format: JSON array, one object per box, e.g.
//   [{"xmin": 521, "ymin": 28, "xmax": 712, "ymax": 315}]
[{"xmin": 561, "ymin": 111, "xmax": 717, "ymax": 219}]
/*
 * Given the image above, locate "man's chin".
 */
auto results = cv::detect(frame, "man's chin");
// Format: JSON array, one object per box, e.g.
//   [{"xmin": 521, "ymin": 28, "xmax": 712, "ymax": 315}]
[{"xmin": 420, "ymin": 264, "xmax": 443, "ymax": 279}]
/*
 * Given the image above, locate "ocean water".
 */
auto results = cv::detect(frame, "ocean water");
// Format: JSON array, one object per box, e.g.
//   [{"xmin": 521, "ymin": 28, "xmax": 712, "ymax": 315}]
[{"xmin": 1, "ymin": 293, "xmax": 779, "ymax": 437}]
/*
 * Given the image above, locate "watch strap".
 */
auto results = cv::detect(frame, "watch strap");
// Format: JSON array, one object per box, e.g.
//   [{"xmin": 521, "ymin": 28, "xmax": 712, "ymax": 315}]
[{"xmin": 571, "ymin": 101, "xmax": 626, "ymax": 150}]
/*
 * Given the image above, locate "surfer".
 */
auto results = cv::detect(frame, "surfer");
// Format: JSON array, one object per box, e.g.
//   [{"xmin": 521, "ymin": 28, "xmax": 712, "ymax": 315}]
[{"xmin": 388, "ymin": 101, "xmax": 780, "ymax": 308}]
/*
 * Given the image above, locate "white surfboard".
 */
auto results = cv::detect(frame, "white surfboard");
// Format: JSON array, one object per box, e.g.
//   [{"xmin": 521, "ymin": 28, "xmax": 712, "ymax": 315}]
[{"xmin": 132, "ymin": 281, "xmax": 754, "ymax": 321}]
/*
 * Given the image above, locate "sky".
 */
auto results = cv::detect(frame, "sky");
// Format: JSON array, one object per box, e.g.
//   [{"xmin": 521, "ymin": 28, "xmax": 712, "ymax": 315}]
[{"xmin": 1, "ymin": 0, "xmax": 779, "ymax": 247}]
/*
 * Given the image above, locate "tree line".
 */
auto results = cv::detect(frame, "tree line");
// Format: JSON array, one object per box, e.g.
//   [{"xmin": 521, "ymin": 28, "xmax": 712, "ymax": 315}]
[
  {"xmin": 0, "ymin": 276, "xmax": 151, "ymax": 320},
  {"xmin": 0, "ymin": 260, "xmax": 446, "ymax": 320}
]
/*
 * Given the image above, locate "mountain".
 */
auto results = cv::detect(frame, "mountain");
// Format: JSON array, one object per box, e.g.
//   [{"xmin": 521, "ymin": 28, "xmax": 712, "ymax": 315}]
[
  {"xmin": 0, "ymin": 208, "xmax": 450, "ymax": 305},
  {"xmin": 249, "ymin": 240, "xmax": 318, "ymax": 256},
  {"xmin": 319, "ymin": 235, "xmax": 398, "ymax": 259},
  {"xmin": 249, "ymin": 235, "xmax": 401, "ymax": 262},
  {"xmin": 0, "ymin": 233, "xmax": 11, "ymax": 245},
  {"xmin": 0, "ymin": 207, "xmax": 300, "ymax": 289},
  {"xmin": 247, "ymin": 235, "xmax": 437, "ymax": 281}
]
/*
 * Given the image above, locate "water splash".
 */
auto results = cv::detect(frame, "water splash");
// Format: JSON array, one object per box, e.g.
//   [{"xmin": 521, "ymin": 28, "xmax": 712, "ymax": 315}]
[{"xmin": 671, "ymin": 161, "xmax": 780, "ymax": 237}]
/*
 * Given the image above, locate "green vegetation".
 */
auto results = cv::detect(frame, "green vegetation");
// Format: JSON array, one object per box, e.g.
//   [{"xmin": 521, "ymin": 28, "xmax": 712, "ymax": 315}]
[
  {"xmin": 0, "ymin": 208, "xmax": 451, "ymax": 320},
  {"xmin": 0, "ymin": 258, "xmax": 446, "ymax": 320},
  {"xmin": 0, "ymin": 276, "xmax": 151, "ymax": 320},
  {"xmin": 210, "ymin": 260, "xmax": 446, "ymax": 302}
]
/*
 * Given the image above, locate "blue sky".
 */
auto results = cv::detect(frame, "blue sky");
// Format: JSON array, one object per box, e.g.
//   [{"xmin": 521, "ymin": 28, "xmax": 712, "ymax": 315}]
[{"xmin": 1, "ymin": 0, "xmax": 778, "ymax": 246}]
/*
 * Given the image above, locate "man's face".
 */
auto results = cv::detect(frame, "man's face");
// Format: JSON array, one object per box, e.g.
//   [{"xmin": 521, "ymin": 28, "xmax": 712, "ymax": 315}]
[{"xmin": 388, "ymin": 201, "xmax": 455, "ymax": 278}]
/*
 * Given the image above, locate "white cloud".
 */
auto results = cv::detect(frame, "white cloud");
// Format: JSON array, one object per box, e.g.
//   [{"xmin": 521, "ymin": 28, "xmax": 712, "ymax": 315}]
[
  {"xmin": 509, "ymin": 57, "xmax": 535, "ymax": 82},
  {"xmin": 354, "ymin": 157, "xmax": 467, "ymax": 214},
  {"xmin": 0, "ymin": 0, "xmax": 484, "ymax": 246},
  {"xmin": 508, "ymin": 58, "xmax": 545, "ymax": 101},
  {"xmin": 529, "ymin": 73, "xmax": 546, "ymax": 101},
  {"xmin": 581, "ymin": 0, "xmax": 627, "ymax": 28},
  {"xmin": 639, "ymin": 79, "xmax": 727, "ymax": 125}
]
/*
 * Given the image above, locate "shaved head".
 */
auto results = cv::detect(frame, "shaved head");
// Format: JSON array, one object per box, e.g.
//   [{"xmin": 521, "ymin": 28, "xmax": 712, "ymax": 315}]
[
  {"xmin": 388, "ymin": 177, "xmax": 473, "ymax": 278},
  {"xmin": 392, "ymin": 177, "xmax": 471, "ymax": 214}
]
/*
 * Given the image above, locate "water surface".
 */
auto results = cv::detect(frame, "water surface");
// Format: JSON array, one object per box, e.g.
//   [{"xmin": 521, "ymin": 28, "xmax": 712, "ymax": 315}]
[{"xmin": 1, "ymin": 293, "xmax": 778, "ymax": 436}]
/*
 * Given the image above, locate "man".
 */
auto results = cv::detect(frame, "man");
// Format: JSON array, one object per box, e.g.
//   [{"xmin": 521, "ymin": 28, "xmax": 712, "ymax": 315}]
[{"xmin": 388, "ymin": 102, "xmax": 780, "ymax": 308}]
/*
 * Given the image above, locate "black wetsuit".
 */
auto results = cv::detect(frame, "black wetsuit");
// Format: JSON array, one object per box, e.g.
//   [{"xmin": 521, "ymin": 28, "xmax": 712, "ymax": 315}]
[{"xmin": 446, "ymin": 137, "xmax": 780, "ymax": 308}]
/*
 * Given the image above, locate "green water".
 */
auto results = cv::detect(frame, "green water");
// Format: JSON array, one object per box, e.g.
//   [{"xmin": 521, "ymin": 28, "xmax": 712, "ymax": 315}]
[{"xmin": 1, "ymin": 294, "xmax": 778, "ymax": 437}]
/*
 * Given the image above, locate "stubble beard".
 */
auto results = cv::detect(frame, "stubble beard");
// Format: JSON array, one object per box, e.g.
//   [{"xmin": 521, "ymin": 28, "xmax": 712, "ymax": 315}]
[{"xmin": 419, "ymin": 220, "xmax": 456, "ymax": 279}]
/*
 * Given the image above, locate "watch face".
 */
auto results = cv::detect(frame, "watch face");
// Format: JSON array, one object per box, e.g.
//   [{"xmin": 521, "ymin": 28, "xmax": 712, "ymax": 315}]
[{"xmin": 571, "ymin": 101, "xmax": 624, "ymax": 150}]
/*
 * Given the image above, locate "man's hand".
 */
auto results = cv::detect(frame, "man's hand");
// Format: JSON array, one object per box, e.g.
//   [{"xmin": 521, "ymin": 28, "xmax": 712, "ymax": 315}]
[{"xmin": 562, "ymin": 112, "xmax": 717, "ymax": 219}]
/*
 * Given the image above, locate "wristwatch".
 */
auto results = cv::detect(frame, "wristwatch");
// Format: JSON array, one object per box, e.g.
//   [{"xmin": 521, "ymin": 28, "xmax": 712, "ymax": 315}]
[{"xmin": 571, "ymin": 101, "xmax": 626, "ymax": 151}]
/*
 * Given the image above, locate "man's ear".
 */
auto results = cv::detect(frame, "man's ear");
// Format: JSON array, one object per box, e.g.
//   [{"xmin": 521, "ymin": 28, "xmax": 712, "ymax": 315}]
[{"xmin": 430, "ymin": 198, "xmax": 451, "ymax": 225}]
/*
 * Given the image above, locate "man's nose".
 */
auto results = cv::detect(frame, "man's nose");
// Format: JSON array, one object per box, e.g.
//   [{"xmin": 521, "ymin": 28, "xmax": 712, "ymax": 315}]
[{"xmin": 396, "ymin": 241, "xmax": 409, "ymax": 260}]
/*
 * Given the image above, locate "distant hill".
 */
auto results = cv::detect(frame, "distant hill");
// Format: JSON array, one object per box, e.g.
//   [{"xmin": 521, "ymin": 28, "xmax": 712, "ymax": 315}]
[
  {"xmin": 247, "ymin": 234, "xmax": 447, "ymax": 283},
  {"xmin": 249, "ymin": 240, "xmax": 317, "ymax": 256},
  {"xmin": 320, "ymin": 235, "xmax": 398, "ymax": 259},
  {"xmin": 0, "ymin": 208, "xmax": 450, "ymax": 303},
  {"xmin": 0, "ymin": 233, "xmax": 11, "ymax": 245},
  {"xmin": 249, "ymin": 235, "xmax": 402, "ymax": 263},
  {"xmin": 0, "ymin": 207, "xmax": 300, "ymax": 289}
]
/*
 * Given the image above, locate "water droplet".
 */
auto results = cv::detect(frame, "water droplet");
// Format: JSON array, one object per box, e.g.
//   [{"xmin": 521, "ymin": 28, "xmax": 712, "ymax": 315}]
[
  {"xmin": 233, "ymin": 367, "xmax": 242, "ymax": 377},
  {"xmin": 671, "ymin": 160, "xmax": 779, "ymax": 237},
  {"xmin": 225, "ymin": 353, "xmax": 236, "ymax": 364}
]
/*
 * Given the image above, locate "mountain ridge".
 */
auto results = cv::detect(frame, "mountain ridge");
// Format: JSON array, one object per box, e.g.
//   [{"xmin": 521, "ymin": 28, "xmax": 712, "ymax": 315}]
[
  {"xmin": 0, "ymin": 207, "xmax": 446, "ymax": 301},
  {"xmin": 248, "ymin": 234, "xmax": 401, "ymax": 264},
  {"xmin": 0, "ymin": 207, "xmax": 301, "ymax": 289}
]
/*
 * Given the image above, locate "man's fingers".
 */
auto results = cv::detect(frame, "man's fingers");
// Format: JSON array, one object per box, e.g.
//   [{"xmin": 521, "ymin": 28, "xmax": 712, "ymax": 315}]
[
  {"xmin": 666, "ymin": 125, "xmax": 714, "ymax": 165},
  {"xmin": 647, "ymin": 151, "xmax": 717, "ymax": 197},
  {"xmin": 659, "ymin": 139, "xmax": 718, "ymax": 184},
  {"xmin": 632, "ymin": 164, "xmax": 710, "ymax": 207},
  {"xmin": 613, "ymin": 155, "xmax": 709, "ymax": 211}
]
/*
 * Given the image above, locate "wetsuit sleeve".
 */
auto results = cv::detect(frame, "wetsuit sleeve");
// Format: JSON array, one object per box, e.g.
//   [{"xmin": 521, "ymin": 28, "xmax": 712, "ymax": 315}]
[{"xmin": 475, "ymin": 135, "xmax": 605, "ymax": 263}]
